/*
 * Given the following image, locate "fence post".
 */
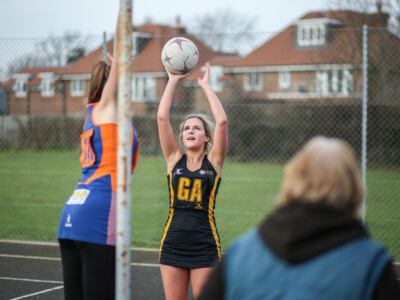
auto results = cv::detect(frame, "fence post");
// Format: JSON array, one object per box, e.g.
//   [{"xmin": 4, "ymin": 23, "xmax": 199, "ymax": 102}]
[
  {"xmin": 116, "ymin": 0, "xmax": 133, "ymax": 299},
  {"xmin": 103, "ymin": 31, "xmax": 107, "ymax": 60},
  {"xmin": 361, "ymin": 24, "xmax": 368, "ymax": 224}
]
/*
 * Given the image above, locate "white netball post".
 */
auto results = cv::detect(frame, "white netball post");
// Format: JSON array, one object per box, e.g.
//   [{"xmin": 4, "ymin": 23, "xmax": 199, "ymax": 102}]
[
  {"xmin": 116, "ymin": 0, "xmax": 133, "ymax": 299},
  {"xmin": 361, "ymin": 25, "xmax": 368, "ymax": 224}
]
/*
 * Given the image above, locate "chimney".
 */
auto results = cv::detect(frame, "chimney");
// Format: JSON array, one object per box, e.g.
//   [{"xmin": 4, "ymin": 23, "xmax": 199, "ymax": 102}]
[
  {"xmin": 171, "ymin": 16, "xmax": 186, "ymax": 35},
  {"xmin": 368, "ymin": 1, "xmax": 389, "ymax": 28},
  {"xmin": 376, "ymin": 0, "xmax": 382, "ymax": 14},
  {"xmin": 368, "ymin": 12, "xmax": 389, "ymax": 28}
]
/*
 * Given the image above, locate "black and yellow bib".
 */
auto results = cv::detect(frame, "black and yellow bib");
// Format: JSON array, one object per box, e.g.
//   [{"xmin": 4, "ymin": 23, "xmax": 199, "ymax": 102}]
[{"xmin": 159, "ymin": 155, "xmax": 221, "ymax": 268}]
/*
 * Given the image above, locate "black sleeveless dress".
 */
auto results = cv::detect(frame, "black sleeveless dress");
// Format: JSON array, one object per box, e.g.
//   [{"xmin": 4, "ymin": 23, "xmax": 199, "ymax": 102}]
[{"xmin": 159, "ymin": 155, "xmax": 222, "ymax": 268}]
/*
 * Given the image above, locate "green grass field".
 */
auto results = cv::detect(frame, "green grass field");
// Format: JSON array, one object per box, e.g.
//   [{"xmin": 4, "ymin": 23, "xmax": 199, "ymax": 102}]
[{"xmin": 0, "ymin": 149, "xmax": 398, "ymax": 261}]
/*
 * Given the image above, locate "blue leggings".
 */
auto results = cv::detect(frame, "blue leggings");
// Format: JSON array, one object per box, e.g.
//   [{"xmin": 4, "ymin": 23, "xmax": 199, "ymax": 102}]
[{"xmin": 59, "ymin": 239, "xmax": 115, "ymax": 300}]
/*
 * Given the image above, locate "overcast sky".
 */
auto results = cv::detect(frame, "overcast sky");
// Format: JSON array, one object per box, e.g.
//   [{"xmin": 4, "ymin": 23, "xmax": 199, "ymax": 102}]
[{"xmin": 0, "ymin": 0, "xmax": 330, "ymax": 38}]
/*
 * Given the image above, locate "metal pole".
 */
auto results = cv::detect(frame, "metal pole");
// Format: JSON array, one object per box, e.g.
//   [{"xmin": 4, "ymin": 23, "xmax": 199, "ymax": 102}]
[
  {"xmin": 103, "ymin": 31, "xmax": 107, "ymax": 60},
  {"xmin": 116, "ymin": 0, "xmax": 133, "ymax": 299},
  {"xmin": 361, "ymin": 25, "xmax": 368, "ymax": 224}
]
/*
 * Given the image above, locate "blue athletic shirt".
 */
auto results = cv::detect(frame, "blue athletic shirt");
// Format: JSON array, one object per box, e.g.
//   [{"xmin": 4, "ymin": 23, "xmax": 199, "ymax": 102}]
[{"xmin": 58, "ymin": 103, "xmax": 139, "ymax": 246}]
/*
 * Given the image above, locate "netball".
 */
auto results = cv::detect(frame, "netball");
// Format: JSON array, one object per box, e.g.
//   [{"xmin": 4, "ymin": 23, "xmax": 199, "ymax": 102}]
[{"xmin": 161, "ymin": 37, "xmax": 199, "ymax": 74}]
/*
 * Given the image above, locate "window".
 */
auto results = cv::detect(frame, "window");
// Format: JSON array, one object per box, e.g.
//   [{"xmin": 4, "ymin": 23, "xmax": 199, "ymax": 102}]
[
  {"xmin": 297, "ymin": 24, "xmax": 326, "ymax": 46},
  {"xmin": 40, "ymin": 79, "xmax": 54, "ymax": 97},
  {"xmin": 244, "ymin": 72, "xmax": 262, "ymax": 92},
  {"xmin": 209, "ymin": 66, "xmax": 223, "ymax": 92},
  {"xmin": 14, "ymin": 79, "xmax": 27, "ymax": 97},
  {"xmin": 132, "ymin": 76, "xmax": 156, "ymax": 102},
  {"xmin": 279, "ymin": 71, "xmax": 291, "ymax": 89},
  {"xmin": 132, "ymin": 32, "xmax": 153, "ymax": 57},
  {"xmin": 39, "ymin": 73, "xmax": 55, "ymax": 97},
  {"xmin": 12, "ymin": 73, "xmax": 31, "ymax": 98},
  {"xmin": 316, "ymin": 69, "xmax": 353, "ymax": 96},
  {"xmin": 71, "ymin": 79, "xmax": 85, "ymax": 97}
]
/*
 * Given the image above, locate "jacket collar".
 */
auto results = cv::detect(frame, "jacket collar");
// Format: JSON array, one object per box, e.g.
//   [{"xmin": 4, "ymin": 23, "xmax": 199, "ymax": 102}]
[{"xmin": 258, "ymin": 202, "xmax": 367, "ymax": 264}]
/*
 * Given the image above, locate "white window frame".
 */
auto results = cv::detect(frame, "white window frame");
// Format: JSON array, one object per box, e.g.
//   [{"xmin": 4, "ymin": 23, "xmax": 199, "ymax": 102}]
[
  {"xmin": 209, "ymin": 66, "xmax": 223, "ymax": 92},
  {"xmin": 297, "ymin": 23, "xmax": 326, "ymax": 46},
  {"xmin": 132, "ymin": 31, "xmax": 154, "ymax": 57},
  {"xmin": 279, "ymin": 71, "xmax": 291, "ymax": 89},
  {"xmin": 12, "ymin": 73, "xmax": 31, "ymax": 98},
  {"xmin": 14, "ymin": 80, "xmax": 26, "ymax": 98},
  {"xmin": 132, "ymin": 76, "xmax": 156, "ymax": 102},
  {"xmin": 296, "ymin": 18, "xmax": 341, "ymax": 47},
  {"xmin": 38, "ymin": 72, "xmax": 55, "ymax": 97},
  {"xmin": 316, "ymin": 69, "xmax": 353, "ymax": 96},
  {"xmin": 244, "ymin": 72, "xmax": 262, "ymax": 92},
  {"xmin": 71, "ymin": 79, "xmax": 85, "ymax": 97}
]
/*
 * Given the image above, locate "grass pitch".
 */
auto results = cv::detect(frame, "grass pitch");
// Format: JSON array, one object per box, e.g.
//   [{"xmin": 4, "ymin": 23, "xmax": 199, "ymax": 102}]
[{"xmin": 0, "ymin": 149, "xmax": 398, "ymax": 261}]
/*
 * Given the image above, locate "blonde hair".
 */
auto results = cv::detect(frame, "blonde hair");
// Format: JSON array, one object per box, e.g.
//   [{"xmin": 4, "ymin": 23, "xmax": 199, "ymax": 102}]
[
  {"xmin": 278, "ymin": 136, "xmax": 364, "ymax": 216},
  {"xmin": 179, "ymin": 113, "xmax": 214, "ymax": 153}
]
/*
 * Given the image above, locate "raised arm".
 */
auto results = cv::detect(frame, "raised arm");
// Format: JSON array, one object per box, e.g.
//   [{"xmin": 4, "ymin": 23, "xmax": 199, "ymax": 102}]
[
  {"xmin": 94, "ymin": 14, "xmax": 121, "ymax": 123},
  {"xmin": 157, "ymin": 70, "xmax": 189, "ymax": 172},
  {"xmin": 198, "ymin": 62, "xmax": 228, "ymax": 175}
]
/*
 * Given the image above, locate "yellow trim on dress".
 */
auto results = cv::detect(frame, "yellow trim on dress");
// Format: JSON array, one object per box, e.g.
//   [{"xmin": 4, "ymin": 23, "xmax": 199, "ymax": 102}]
[
  {"xmin": 159, "ymin": 172, "xmax": 175, "ymax": 261},
  {"xmin": 208, "ymin": 174, "xmax": 221, "ymax": 260}
]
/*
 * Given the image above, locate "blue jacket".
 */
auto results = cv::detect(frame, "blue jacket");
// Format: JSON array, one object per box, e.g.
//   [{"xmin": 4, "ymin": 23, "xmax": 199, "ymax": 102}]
[
  {"xmin": 198, "ymin": 203, "xmax": 400, "ymax": 300},
  {"xmin": 224, "ymin": 229, "xmax": 390, "ymax": 300}
]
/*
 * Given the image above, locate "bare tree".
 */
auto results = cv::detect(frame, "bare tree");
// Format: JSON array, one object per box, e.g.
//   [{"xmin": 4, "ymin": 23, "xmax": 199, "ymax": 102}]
[
  {"xmin": 188, "ymin": 8, "xmax": 259, "ymax": 53},
  {"xmin": 4, "ymin": 31, "xmax": 88, "ymax": 81},
  {"xmin": 328, "ymin": 0, "xmax": 400, "ymax": 33},
  {"xmin": 383, "ymin": 0, "xmax": 400, "ymax": 34},
  {"xmin": 37, "ymin": 31, "xmax": 86, "ymax": 66},
  {"xmin": 5, "ymin": 55, "xmax": 48, "ymax": 80}
]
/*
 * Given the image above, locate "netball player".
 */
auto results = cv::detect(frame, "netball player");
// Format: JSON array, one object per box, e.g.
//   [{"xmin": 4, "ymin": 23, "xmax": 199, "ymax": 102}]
[
  {"xmin": 157, "ymin": 62, "xmax": 228, "ymax": 300},
  {"xmin": 57, "ymin": 11, "xmax": 139, "ymax": 300}
]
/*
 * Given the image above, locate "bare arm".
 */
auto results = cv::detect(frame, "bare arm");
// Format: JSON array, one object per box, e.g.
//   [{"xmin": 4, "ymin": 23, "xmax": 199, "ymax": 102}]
[
  {"xmin": 198, "ymin": 62, "xmax": 228, "ymax": 175},
  {"xmin": 94, "ymin": 14, "xmax": 120, "ymax": 123},
  {"xmin": 157, "ymin": 70, "xmax": 189, "ymax": 172}
]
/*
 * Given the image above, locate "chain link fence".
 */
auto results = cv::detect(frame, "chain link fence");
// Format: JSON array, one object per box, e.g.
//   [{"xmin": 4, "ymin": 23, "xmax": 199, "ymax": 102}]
[{"xmin": 0, "ymin": 27, "xmax": 399, "ymax": 266}]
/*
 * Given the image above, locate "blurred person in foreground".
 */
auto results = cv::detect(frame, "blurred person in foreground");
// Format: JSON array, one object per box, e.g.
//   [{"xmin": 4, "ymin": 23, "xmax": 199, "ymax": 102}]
[
  {"xmin": 57, "ymin": 8, "xmax": 139, "ymax": 300},
  {"xmin": 199, "ymin": 136, "xmax": 400, "ymax": 300}
]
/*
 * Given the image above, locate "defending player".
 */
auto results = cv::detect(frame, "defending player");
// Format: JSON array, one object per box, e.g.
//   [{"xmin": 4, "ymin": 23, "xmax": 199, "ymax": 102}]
[{"xmin": 57, "ymin": 9, "xmax": 139, "ymax": 300}]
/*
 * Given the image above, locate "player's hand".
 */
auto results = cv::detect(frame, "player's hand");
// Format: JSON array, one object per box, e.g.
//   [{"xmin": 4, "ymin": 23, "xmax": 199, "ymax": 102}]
[
  {"xmin": 166, "ymin": 68, "xmax": 190, "ymax": 82},
  {"xmin": 106, "ymin": 52, "xmax": 114, "ymax": 63},
  {"xmin": 107, "ymin": 52, "xmax": 135, "ymax": 64},
  {"xmin": 198, "ymin": 62, "xmax": 210, "ymax": 88}
]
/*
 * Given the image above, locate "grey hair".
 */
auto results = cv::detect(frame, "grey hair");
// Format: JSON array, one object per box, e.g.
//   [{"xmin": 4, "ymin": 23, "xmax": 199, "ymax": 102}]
[
  {"xmin": 179, "ymin": 113, "xmax": 214, "ymax": 153},
  {"xmin": 278, "ymin": 136, "xmax": 364, "ymax": 217}
]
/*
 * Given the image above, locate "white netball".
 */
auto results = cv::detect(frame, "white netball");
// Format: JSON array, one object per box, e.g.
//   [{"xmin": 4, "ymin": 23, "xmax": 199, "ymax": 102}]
[{"xmin": 161, "ymin": 37, "xmax": 199, "ymax": 74}]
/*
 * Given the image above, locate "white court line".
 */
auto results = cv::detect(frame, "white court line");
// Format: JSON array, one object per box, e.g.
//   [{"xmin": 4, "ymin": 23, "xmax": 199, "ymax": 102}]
[
  {"xmin": 0, "ymin": 254, "xmax": 60, "ymax": 261},
  {"xmin": 0, "ymin": 239, "xmax": 159, "ymax": 252},
  {"xmin": 0, "ymin": 277, "xmax": 63, "ymax": 284},
  {"xmin": 10, "ymin": 285, "xmax": 64, "ymax": 300},
  {"xmin": 0, "ymin": 240, "xmax": 59, "ymax": 246},
  {"xmin": 0, "ymin": 253, "xmax": 159, "ymax": 267}
]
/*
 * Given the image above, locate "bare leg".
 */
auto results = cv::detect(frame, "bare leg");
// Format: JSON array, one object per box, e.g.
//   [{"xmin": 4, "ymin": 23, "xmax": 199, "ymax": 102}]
[
  {"xmin": 190, "ymin": 267, "xmax": 213, "ymax": 299},
  {"xmin": 160, "ymin": 264, "xmax": 190, "ymax": 300}
]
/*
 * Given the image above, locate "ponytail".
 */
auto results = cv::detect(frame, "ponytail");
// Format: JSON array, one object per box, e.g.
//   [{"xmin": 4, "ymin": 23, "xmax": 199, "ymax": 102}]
[{"xmin": 88, "ymin": 61, "xmax": 110, "ymax": 104}]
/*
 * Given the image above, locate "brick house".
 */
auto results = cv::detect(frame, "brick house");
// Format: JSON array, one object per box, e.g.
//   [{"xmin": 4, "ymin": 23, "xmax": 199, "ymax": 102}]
[
  {"xmin": 1, "ymin": 18, "xmax": 236, "ymax": 116},
  {"xmin": 206, "ymin": 10, "xmax": 400, "ymax": 105},
  {"xmin": 3, "ymin": 10, "xmax": 400, "ymax": 116}
]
